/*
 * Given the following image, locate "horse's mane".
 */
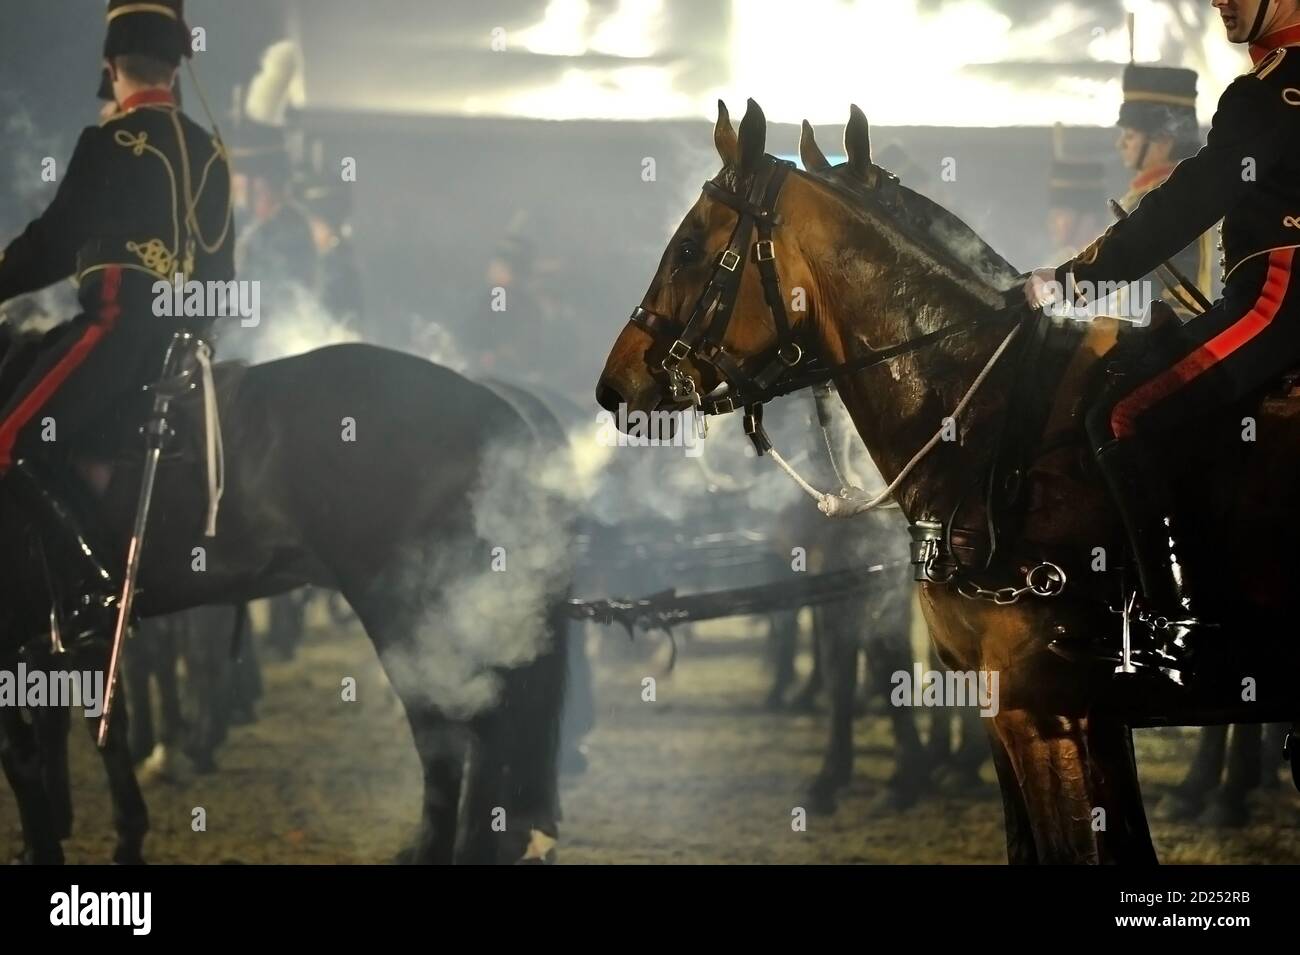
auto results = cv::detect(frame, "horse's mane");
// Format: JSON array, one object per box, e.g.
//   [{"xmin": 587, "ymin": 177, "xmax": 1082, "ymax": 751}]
[{"xmin": 803, "ymin": 161, "xmax": 1022, "ymax": 301}]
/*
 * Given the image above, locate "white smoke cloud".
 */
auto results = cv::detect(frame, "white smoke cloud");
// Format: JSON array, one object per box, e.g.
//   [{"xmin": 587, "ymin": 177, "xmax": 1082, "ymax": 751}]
[{"xmin": 378, "ymin": 421, "xmax": 579, "ymax": 718}]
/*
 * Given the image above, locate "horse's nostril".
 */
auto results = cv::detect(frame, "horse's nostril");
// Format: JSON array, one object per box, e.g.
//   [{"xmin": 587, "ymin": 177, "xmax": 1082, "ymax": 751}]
[{"xmin": 596, "ymin": 381, "xmax": 624, "ymax": 413}]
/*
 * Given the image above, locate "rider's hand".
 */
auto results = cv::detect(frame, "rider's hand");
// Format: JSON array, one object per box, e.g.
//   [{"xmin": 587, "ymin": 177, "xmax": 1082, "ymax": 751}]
[{"xmin": 1023, "ymin": 268, "xmax": 1059, "ymax": 309}]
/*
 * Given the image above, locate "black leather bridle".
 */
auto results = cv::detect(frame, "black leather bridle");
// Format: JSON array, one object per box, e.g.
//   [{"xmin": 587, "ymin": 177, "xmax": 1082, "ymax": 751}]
[
  {"xmin": 625, "ymin": 153, "xmax": 990, "ymax": 448},
  {"xmin": 630, "ymin": 155, "xmax": 803, "ymax": 420}
]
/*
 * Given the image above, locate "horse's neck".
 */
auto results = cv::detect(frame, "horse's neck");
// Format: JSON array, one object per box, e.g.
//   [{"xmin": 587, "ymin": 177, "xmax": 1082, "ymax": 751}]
[
  {"xmin": 829, "ymin": 293, "xmax": 1119, "ymax": 543},
  {"xmin": 819, "ymin": 268, "xmax": 1018, "ymax": 524}
]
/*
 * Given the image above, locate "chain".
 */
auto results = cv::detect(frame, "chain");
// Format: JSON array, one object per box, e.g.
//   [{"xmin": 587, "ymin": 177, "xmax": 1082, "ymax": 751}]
[{"xmin": 925, "ymin": 556, "xmax": 1067, "ymax": 605}]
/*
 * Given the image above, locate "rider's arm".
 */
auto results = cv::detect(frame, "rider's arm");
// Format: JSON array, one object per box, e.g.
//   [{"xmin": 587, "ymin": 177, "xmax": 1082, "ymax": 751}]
[
  {"xmin": 1056, "ymin": 71, "xmax": 1288, "ymax": 294},
  {"xmin": 0, "ymin": 127, "xmax": 103, "ymax": 305}
]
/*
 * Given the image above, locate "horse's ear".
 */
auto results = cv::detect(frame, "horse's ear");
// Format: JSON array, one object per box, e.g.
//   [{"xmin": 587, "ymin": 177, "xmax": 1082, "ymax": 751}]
[
  {"xmin": 714, "ymin": 100, "xmax": 739, "ymax": 167},
  {"xmin": 737, "ymin": 98, "xmax": 767, "ymax": 173},
  {"xmin": 844, "ymin": 103, "xmax": 873, "ymax": 180},
  {"xmin": 799, "ymin": 120, "xmax": 831, "ymax": 172}
]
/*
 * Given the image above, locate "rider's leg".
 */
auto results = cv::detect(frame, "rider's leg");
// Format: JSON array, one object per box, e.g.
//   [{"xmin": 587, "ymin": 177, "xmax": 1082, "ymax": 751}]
[
  {"xmin": 0, "ymin": 277, "xmax": 144, "ymax": 621},
  {"xmin": 1084, "ymin": 249, "xmax": 1300, "ymax": 676}
]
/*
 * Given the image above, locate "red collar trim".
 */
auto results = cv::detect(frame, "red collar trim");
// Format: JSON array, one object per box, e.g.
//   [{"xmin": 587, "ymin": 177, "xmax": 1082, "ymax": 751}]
[
  {"xmin": 1250, "ymin": 23, "xmax": 1300, "ymax": 64},
  {"xmin": 119, "ymin": 89, "xmax": 175, "ymax": 112},
  {"xmin": 1131, "ymin": 162, "xmax": 1176, "ymax": 193}
]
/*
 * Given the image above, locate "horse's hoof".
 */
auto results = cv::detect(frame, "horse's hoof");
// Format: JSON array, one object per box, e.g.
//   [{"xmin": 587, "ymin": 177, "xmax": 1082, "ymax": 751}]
[
  {"xmin": 866, "ymin": 785, "xmax": 919, "ymax": 814},
  {"xmin": 559, "ymin": 747, "xmax": 589, "ymax": 776},
  {"xmin": 1198, "ymin": 792, "xmax": 1250, "ymax": 829},
  {"xmin": 516, "ymin": 829, "xmax": 558, "ymax": 864},
  {"xmin": 11, "ymin": 845, "xmax": 64, "ymax": 865},
  {"xmin": 806, "ymin": 778, "xmax": 840, "ymax": 816},
  {"xmin": 932, "ymin": 762, "xmax": 984, "ymax": 795},
  {"xmin": 1154, "ymin": 788, "xmax": 1204, "ymax": 822},
  {"xmin": 392, "ymin": 845, "xmax": 417, "ymax": 865},
  {"xmin": 139, "ymin": 743, "xmax": 181, "ymax": 783},
  {"xmin": 185, "ymin": 748, "xmax": 218, "ymax": 775},
  {"xmin": 112, "ymin": 846, "xmax": 146, "ymax": 865}
]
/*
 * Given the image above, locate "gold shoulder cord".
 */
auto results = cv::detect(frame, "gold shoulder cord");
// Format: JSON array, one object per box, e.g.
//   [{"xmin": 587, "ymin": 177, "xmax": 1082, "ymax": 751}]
[
  {"xmin": 176, "ymin": 59, "xmax": 234, "ymax": 257},
  {"xmin": 112, "ymin": 128, "xmax": 182, "ymax": 277}
]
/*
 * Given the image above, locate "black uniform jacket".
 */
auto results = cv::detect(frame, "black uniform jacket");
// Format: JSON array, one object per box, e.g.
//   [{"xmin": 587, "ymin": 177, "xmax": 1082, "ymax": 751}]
[{"xmin": 1057, "ymin": 46, "xmax": 1300, "ymax": 295}]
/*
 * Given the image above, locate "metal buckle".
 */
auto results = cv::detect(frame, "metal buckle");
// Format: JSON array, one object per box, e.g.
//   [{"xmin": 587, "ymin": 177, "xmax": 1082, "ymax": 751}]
[
  {"xmin": 663, "ymin": 363, "xmax": 697, "ymax": 403},
  {"xmin": 755, "ymin": 240, "xmax": 775, "ymax": 262},
  {"xmin": 667, "ymin": 339, "xmax": 691, "ymax": 362},
  {"xmin": 712, "ymin": 396, "xmax": 737, "ymax": 415},
  {"xmin": 719, "ymin": 249, "xmax": 741, "ymax": 272},
  {"xmin": 777, "ymin": 343, "xmax": 803, "ymax": 366},
  {"xmin": 1026, "ymin": 562, "xmax": 1067, "ymax": 597}
]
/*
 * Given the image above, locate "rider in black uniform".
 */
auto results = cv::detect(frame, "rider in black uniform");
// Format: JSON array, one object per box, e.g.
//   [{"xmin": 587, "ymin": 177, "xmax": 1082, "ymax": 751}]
[
  {"xmin": 1025, "ymin": 0, "xmax": 1300, "ymax": 682},
  {"xmin": 0, "ymin": 0, "xmax": 233, "ymax": 630}
]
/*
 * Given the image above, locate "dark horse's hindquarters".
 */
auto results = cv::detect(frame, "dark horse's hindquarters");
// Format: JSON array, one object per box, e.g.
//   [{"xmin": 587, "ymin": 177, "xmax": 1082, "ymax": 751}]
[{"xmin": 0, "ymin": 343, "xmax": 570, "ymax": 864}]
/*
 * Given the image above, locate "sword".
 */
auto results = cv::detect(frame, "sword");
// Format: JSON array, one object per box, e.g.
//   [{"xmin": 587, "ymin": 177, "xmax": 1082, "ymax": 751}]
[
  {"xmin": 97, "ymin": 333, "xmax": 197, "ymax": 748},
  {"xmin": 1108, "ymin": 199, "xmax": 1213, "ymax": 315}
]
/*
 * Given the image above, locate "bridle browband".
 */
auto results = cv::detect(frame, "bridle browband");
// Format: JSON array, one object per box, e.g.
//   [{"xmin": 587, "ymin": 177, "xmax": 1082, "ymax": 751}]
[{"xmin": 625, "ymin": 153, "xmax": 987, "ymax": 445}]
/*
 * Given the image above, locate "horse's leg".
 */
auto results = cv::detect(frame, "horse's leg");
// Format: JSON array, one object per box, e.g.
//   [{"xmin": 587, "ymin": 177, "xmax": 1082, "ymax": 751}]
[
  {"xmin": 924, "ymin": 643, "xmax": 955, "ymax": 770},
  {"xmin": 986, "ymin": 723, "xmax": 1037, "ymax": 864},
  {"xmin": 495, "ymin": 601, "xmax": 568, "ymax": 863},
  {"xmin": 184, "ymin": 610, "xmax": 230, "ymax": 773},
  {"xmin": 347, "ymin": 588, "xmax": 465, "ymax": 865},
  {"xmin": 952, "ymin": 704, "xmax": 990, "ymax": 780},
  {"xmin": 790, "ymin": 607, "xmax": 825, "ymax": 712},
  {"xmin": 455, "ymin": 712, "xmax": 507, "ymax": 865},
  {"xmin": 85, "ymin": 691, "xmax": 149, "ymax": 864},
  {"xmin": 1261, "ymin": 723, "xmax": 1287, "ymax": 789},
  {"xmin": 991, "ymin": 708, "xmax": 1157, "ymax": 864},
  {"xmin": 228, "ymin": 629, "xmax": 261, "ymax": 726},
  {"xmin": 559, "ymin": 616, "xmax": 594, "ymax": 775},
  {"xmin": 0, "ymin": 706, "xmax": 64, "ymax": 864},
  {"xmin": 154, "ymin": 619, "xmax": 184, "ymax": 751},
  {"xmin": 122, "ymin": 626, "xmax": 156, "ymax": 764},
  {"xmin": 764, "ymin": 609, "xmax": 799, "ymax": 710},
  {"xmin": 806, "ymin": 600, "xmax": 859, "ymax": 815},
  {"xmin": 868, "ymin": 612, "xmax": 928, "ymax": 810},
  {"xmin": 33, "ymin": 700, "xmax": 73, "ymax": 840},
  {"xmin": 1158, "ymin": 725, "xmax": 1226, "ymax": 821},
  {"xmin": 1202, "ymin": 723, "xmax": 1259, "ymax": 828}
]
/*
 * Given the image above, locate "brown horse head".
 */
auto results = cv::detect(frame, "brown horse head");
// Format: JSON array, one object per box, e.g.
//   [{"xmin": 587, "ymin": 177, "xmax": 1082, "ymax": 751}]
[
  {"xmin": 598, "ymin": 98, "xmax": 823, "ymax": 420},
  {"xmin": 597, "ymin": 101, "xmax": 1017, "ymax": 518}
]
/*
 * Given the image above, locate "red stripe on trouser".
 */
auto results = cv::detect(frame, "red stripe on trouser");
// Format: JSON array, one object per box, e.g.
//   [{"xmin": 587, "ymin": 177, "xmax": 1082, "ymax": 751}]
[
  {"xmin": 1110, "ymin": 249, "xmax": 1295, "ymax": 439},
  {"xmin": 0, "ymin": 266, "xmax": 123, "ymax": 472}
]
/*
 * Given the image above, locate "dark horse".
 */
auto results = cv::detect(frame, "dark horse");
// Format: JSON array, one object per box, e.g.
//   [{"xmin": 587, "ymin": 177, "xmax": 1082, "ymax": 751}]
[
  {"xmin": 598, "ymin": 99, "xmax": 1300, "ymax": 863},
  {"xmin": 0, "ymin": 337, "xmax": 568, "ymax": 864}
]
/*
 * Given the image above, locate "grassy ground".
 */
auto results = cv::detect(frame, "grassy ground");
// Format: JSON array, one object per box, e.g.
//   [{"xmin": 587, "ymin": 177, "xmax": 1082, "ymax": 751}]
[{"xmin": 3, "ymin": 617, "xmax": 1298, "ymax": 864}]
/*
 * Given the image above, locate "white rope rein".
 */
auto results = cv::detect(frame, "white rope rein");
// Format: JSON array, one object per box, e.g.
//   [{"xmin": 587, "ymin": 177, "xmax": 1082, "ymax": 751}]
[
  {"xmin": 765, "ymin": 322, "xmax": 1024, "ymax": 518},
  {"xmin": 195, "ymin": 342, "xmax": 225, "ymax": 537}
]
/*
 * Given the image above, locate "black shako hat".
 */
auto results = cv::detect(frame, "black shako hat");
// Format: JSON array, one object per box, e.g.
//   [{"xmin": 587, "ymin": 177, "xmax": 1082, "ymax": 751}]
[
  {"xmin": 1118, "ymin": 64, "xmax": 1199, "ymax": 141},
  {"xmin": 102, "ymin": 1, "xmax": 191, "ymax": 73},
  {"xmin": 1048, "ymin": 158, "xmax": 1105, "ymax": 214}
]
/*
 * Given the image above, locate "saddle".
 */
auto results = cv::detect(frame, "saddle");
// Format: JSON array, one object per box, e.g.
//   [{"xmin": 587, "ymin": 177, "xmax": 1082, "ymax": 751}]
[{"xmin": 950, "ymin": 302, "xmax": 1300, "ymax": 616}]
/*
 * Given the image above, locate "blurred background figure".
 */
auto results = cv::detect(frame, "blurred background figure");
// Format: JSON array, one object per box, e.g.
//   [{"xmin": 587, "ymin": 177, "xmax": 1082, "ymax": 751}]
[
  {"xmin": 226, "ymin": 39, "xmax": 318, "ymax": 362},
  {"xmin": 1114, "ymin": 62, "xmax": 1218, "ymax": 316},
  {"xmin": 298, "ymin": 140, "xmax": 363, "ymax": 333},
  {"xmin": 1046, "ymin": 131, "xmax": 1107, "ymax": 264}
]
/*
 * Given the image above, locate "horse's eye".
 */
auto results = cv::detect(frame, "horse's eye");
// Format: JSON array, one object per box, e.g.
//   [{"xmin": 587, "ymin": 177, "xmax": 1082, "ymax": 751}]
[{"xmin": 675, "ymin": 239, "xmax": 701, "ymax": 266}]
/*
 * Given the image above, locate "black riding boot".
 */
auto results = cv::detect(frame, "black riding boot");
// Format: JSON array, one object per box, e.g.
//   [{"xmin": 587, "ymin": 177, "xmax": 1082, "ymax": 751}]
[
  {"xmin": 1093, "ymin": 438, "xmax": 1211, "ymax": 684},
  {"xmin": 4, "ymin": 457, "xmax": 119, "ymax": 644}
]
